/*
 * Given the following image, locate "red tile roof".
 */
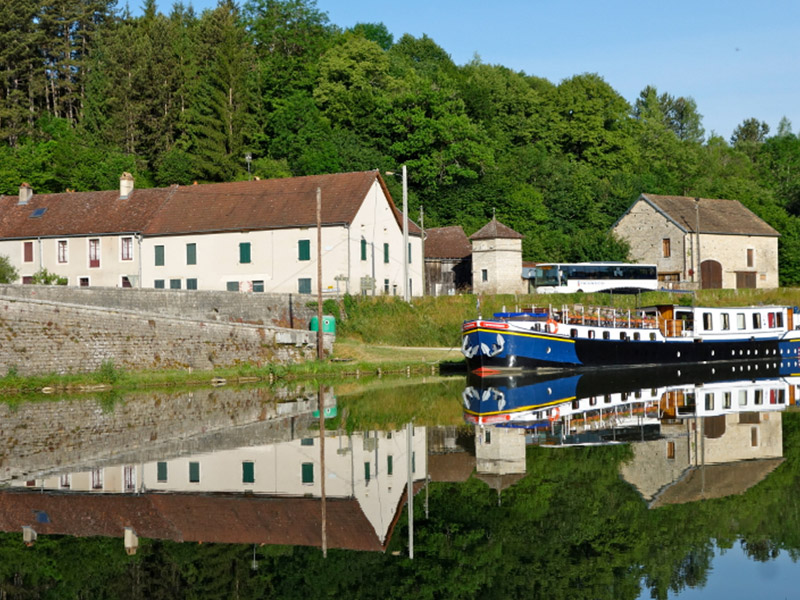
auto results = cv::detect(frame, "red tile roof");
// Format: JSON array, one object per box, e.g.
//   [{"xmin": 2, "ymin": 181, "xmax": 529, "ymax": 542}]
[
  {"xmin": 0, "ymin": 490, "xmax": 389, "ymax": 552},
  {"xmin": 0, "ymin": 172, "xmax": 421, "ymax": 239},
  {"xmin": 424, "ymin": 226, "xmax": 472, "ymax": 259}
]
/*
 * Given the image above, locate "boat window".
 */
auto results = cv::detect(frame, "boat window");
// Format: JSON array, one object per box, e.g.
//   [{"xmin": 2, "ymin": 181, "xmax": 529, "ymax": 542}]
[
  {"xmin": 702, "ymin": 313, "xmax": 713, "ymax": 331},
  {"xmin": 572, "ymin": 400, "xmax": 580, "ymax": 410},
  {"xmin": 621, "ymin": 392, "xmax": 628, "ymax": 402},
  {"xmin": 753, "ymin": 313, "xmax": 762, "ymax": 329},
  {"xmin": 754, "ymin": 389, "xmax": 763, "ymax": 405},
  {"xmin": 738, "ymin": 390, "xmax": 748, "ymax": 406},
  {"xmin": 633, "ymin": 332, "xmax": 640, "ymax": 341},
  {"xmin": 705, "ymin": 393, "xmax": 714, "ymax": 410},
  {"xmin": 768, "ymin": 312, "xmax": 775, "ymax": 328},
  {"xmin": 649, "ymin": 332, "xmax": 657, "ymax": 341},
  {"xmin": 604, "ymin": 394, "xmax": 612, "ymax": 404},
  {"xmin": 588, "ymin": 330, "xmax": 595, "ymax": 339},
  {"xmin": 589, "ymin": 397, "xmax": 597, "ymax": 406},
  {"xmin": 723, "ymin": 392, "xmax": 732, "ymax": 409},
  {"xmin": 634, "ymin": 390, "xmax": 642, "ymax": 398},
  {"xmin": 533, "ymin": 323, "xmax": 541, "ymax": 332},
  {"xmin": 777, "ymin": 311, "xmax": 784, "ymax": 328},
  {"xmin": 570, "ymin": 328, "xmax": 578, "ymax": 338},
  {"xmin": 721, "ymin": 313, "xmax": 730, "ymax": 330},
  {"xmin": 778, "ymin": 389, "xmax": 786, "ymax": 404},
  {"xmin": 620, "ymin": 332, "xmax": 627, "ymax": 341},
  {"xmin": 602, "ymin": 331, "xmax": 610, "ymax": 340},
  {"xmin": 737, "ymin": 313, "xmax": 746, "ymax": 330}
]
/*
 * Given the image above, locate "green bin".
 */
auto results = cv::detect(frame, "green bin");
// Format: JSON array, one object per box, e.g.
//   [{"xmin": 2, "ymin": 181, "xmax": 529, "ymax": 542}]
[{"xmin": 310, "ymin": 315, "xmax": 336, "ymax": 335}]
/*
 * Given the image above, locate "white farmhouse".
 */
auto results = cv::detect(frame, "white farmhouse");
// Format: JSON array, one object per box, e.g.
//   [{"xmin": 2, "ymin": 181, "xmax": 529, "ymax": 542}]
[{"xmin": 0, "ymin": 171, "xmax": 423, "ymax": 296}]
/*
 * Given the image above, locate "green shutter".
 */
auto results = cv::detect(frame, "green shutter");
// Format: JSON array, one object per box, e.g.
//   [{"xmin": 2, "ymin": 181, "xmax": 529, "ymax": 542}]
[
  {"xmin": 361, "ymin": 239, "xmax": 367, "ymax": 261},
  {"xmin": 154, "ymin": 280, "xmax": 165, "ymax": 289},
  {"xmin": 242, "ymin": 461, "xmax": 255, "ymax": 483},
  {"xmin": 186, "ymin": 278, "xmax": 198, "ymax": 290},
  {"xmin": 302, "ymin": 462, "xmax": 314, "ymax": 484},
  {"xmin": 364, "ymin": 462, "xmax": 371, "ymax": 482},
  {"xmin": 155, "ymin": 245, "xmax": 164, "ymax": 266},
  {"xmin": 387, "ymin": 455, "xmax": 393, "ymax": 476},
  {"xmin": 157, "ymin": 462, "xmax": 167, "ymax": 482},
  {"xmin": 298, "ymin": 239, "xmax": 310, "ymax": 261},
  {"xmin": 384, "ymin": 243, "xmax": 389, "ymax": 263},
  {"xmin": 298, "ymin": 278, "xmax": 311, "ymax": 294},
  {"xmin": 189, "ymin": 462, "xmax": 200, "ymax": 483},
  {"xmin": 186, "ymin": 243, "xmax": 196, "ymax": 265},
  {"xmin": 239, "ymin": 242, "xmax": 251, "ymax": 264}
]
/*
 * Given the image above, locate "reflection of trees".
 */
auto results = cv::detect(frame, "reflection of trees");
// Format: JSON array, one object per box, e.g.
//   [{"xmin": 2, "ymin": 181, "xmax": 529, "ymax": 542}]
[{"xmin": 4, "ymin": 414, "xmax": 800, "ymax": 598}]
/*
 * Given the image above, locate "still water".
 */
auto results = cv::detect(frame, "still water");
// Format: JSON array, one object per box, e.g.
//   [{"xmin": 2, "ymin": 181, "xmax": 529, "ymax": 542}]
[{"xmin": 1, "ymin": 362, "xmax": 800, "ymax": 599}]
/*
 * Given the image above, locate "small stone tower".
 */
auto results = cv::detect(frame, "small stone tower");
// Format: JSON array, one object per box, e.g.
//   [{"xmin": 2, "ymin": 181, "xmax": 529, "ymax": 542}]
[{"xmin": 469, "ymin": 218, "xmax": 524, "ymax": 294}]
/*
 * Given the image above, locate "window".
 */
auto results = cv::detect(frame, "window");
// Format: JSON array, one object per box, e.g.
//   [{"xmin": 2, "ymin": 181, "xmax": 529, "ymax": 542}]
[
  {"xmin": 186, "ymin": 243, "xmax": 196, "ymax": 265},
  {"xmin": 189, "ymin": 462, "xmax": 200, "ymax": 483},
  {"xmin": 252, "ymin": 280, "xmax": 264, "ymax": 292},
  {"xmin": 121, "ymin": 237, "xmax": 133, "ymax": 261},
  {"xmin": 155, "ymin": 245, "xmax": 164, "ymax": 266},
  {"xmin": 186, "ymin": 278, "xmax": 197, "ymax": 290},
  {"xmin": 408, "ymin": 242, "xmax": 412, "ymax": 264},
  {"xmin": 79, "ymin": 277, "xmax": 89, "ymax": 287},
  {"xmin": 57, "ymin": 240, "xmax": 68, "ymax": 263},
  {"xmin": 121, "ymin": 276, "xmax": 131, "ymax": 288},
  {"xmin": 89, "ymin": 238, "xmax": 100, "ymax": 268},
  {"xmin": 747, "ymin": 248, "xmax": 754, "ymax": 268},
  {"xmin": 702, "ymin": 313, "xmax": 713, "ymax": 331},
  {"xmin": 361, "ymin": 239, "xmax": 367, "ymax": 261},
  {"xmin": 737, "ymin": 313, "xmax": 746, "ymax": 330},
  {"xmin": 298, "ymin": 278, "xmax": 311, "ymax": 294},
  {"xmin": 723, "ymin": 392, "xmax": 732, "ymax": 409},
  {"xmin": 481, "ymin": 269, "xmax": 488, "ymax": 282},
  {"xmin": 662, "ymin": 238, "xmax": 671, "ymax": 258},
  {"xmin": 60, "ymin": 474, "xmax": 71, "ymax": 489},
  {"xmin": 751, "ymin": 426, "xmax": 759, "ymax": 447},
  {"xmin": 777, "ymin": 312, "xmax": 784, "ymax": 328},
  {"xmin": 301, "ymin": 438, "xmax": 314, "ymax": 446},
  {"xmin": 666, "ymin": 441, "xmax": 675, "ymax": 460},
  {"xmin": 154, "ymin": 279, "xmax": 165, "ymax": 289},
  {"xmin": 721, "ymin": 313, "xmax": 730, "ymax": 330},
  {"xmin": 170, "ymin": 279, "xmax": 181, "ymax": 290},
  {"xmin": 387, "ymin": 455, "xmax": 393, "ymax": 476},
  {"xmin": 705, "ymin": 393, "xmax": 714, "ymax": 410},
  {"xmin": 226, "ymin": 281, "xmax": 238, "ymax": 292},
  {"xmin": 91, "ymin": 468, "xmax": 103, "ymax": 490},
  {"xmin": 383, "ymin": 243, "xmax": 389, "ymax": 263},
  {"xmin": 298, "ymin": 239, "xmax": 310, "ymax": 261},
  {"xmin": 242, "ymin": 461, "xmax": 255, "ymax": 484},
  {"xmin": 23, "ymin": 241, "xmax": 33, "ymax": 263},
  {"xmin": 239, "ymin": 242, "xmax": 251, "ymax": 264},
  {"xmin": 301, "ymin": 462, "xmax": 314, "ymax": 484},
  {"xmin": 753, "ymin": 313, "xmax": 762, "ymax": 329},
  {"xmin": 384, "ymin": 279, "xmax": 389, "ymax": 294},
  {"xmin": 364, "ymin": 462, "xmax": 371, "ymax": 482},
  {"xmin": 157, "ymin": 462, "xmax": 168, "ymax": 482},
  {"xmin": 602, "ymin": 331, "xmax": 610, "ymax": 340},
  {"xmin": 124, "ymin": 466, "xmax": 136, "ymax": 492}
]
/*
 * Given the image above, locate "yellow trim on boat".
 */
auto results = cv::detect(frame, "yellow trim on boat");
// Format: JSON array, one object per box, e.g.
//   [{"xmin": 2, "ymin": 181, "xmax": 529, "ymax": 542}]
[
  {"xmin": 463, "ymin": 396, "xmax": 575, "ymax": 417},
  {"xmin": 462, "ymin": 327, "xmax": 576, "ymax": 344}
]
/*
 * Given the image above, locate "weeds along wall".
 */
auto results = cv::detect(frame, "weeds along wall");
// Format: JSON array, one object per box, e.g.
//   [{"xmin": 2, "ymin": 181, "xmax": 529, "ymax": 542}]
[{"xmin": 0, "ymin": 286, "xmax": 332, "ymax": 376}]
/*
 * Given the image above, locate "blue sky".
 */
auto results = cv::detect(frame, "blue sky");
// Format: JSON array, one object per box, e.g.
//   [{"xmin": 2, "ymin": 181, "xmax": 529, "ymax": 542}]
[{"xmin": 137, "ymin": 0, "xmax": 800, "ymax": 141}]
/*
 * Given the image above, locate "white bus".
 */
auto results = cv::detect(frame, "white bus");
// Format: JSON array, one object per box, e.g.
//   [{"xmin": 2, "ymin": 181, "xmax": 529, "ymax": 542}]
[{"xmin": 527, "ymin": 262, "xmax": 659, "ymax": 294}]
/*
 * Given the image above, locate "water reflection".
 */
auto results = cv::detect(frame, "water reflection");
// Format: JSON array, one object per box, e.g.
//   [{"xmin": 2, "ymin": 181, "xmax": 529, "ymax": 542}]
[
  {"xmin": 1, "ymin": 385, "xmax": 427, "ymax": 553},
  {"xmin": 463, "ymin": 360, "xmax": 793, "ymax": 504}
]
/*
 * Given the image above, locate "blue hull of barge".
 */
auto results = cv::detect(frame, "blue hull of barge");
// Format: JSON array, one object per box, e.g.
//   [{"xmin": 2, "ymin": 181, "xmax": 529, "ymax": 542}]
[{"xmin": 462, "ymin": 322, "xmax": 800, "ymax": 373}]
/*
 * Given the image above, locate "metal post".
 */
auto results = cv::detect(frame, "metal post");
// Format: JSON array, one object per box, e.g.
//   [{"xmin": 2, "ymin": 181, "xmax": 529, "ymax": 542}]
[
  {"xmin": 407, "ymin": 421, "xmax": 414, "ymax": 559},
  {"xmin": 419, "ymin": 204, "xmax": 425, "ymax": 296},
  {"xmin": 317, "ymin": 187, "xmax": 323, "ymax": 360},
  {"xmin": 402, "ymin": 165, "xmax": 409, "ymax": 302}
]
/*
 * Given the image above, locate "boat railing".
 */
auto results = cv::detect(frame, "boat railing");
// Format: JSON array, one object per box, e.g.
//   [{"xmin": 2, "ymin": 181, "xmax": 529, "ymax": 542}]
[{"xmin": 557, "ymin": 305, "xmax": 660, "ymax": 330}]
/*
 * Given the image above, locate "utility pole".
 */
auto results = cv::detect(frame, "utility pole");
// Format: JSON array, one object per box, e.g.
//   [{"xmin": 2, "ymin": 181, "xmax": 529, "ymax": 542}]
[
  {"xmin": 695, "ymin": 197, "xmax": 702, "ymax": 290},
  {"xmin": 317, "ymin": 187, "xmax": 323, "ymax": 360},
  {"xmin": 402, "ymin": 165, "xmax": 409, "ymax": 302},
  {"xmin": 419, "ymin": 204, "xmax": 425, "ymax": 296}
]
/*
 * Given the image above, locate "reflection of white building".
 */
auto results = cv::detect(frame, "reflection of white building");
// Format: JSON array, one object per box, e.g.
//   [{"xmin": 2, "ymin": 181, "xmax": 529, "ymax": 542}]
[{"xmin": 10, "ymin": 427, "xmax": 427, "ymax": 549}]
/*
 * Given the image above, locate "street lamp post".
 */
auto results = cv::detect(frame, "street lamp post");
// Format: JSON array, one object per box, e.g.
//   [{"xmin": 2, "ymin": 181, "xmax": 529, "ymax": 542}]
[
  {"xmin": 245, "ymin": 153, "xmax": 252, "ymax": 180},
  {"xmin": 402, "ymin": 165, "xmax": 409, "ymax": 302}
]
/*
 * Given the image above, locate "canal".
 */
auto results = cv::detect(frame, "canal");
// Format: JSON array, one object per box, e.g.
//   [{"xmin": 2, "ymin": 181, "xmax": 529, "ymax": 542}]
[{"xmin": 1, "ymin": 363, "xmax": 799, "ymax": 599}]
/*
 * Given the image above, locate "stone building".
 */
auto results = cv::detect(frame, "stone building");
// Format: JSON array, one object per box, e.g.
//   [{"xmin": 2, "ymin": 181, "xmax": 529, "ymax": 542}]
[
  {"xmin": 612, "ymin": 194, "xmax": 779, "ymax": 289},
  {"xmin": 469, "ymin": 218, "xmax": 525, "ymax": 295}
]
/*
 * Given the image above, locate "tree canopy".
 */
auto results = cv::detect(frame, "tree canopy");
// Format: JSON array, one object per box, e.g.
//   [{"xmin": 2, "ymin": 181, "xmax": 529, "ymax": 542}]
[{"xmin": 2, "ymin": 0, "xmax": 800, "ymax": 282}]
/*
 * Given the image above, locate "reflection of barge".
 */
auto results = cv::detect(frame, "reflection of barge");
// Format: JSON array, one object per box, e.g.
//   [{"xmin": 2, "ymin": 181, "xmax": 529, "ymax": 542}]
[
  {"xmin": 462, "ymin": 304, "xmax": 800, "ymax": 373},
  {"xmin": 463, "ymin": 361, "xmax": 795, "ymax": 430}
]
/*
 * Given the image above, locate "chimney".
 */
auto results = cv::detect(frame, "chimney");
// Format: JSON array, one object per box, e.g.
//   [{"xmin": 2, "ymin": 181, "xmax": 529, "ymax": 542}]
[
  {"xmin": 120, "ymin": 172, "xmax": 134, "ymax": 198},
  {"xmin": 18, "ymin": 183, "xmax": 32, "ymax": 205}
]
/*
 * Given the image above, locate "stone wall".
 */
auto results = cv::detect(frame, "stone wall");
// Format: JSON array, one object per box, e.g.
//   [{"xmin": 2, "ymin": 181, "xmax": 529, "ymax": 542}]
[
  {"xmin": 0, "ymin": 284, "xmax": 325, "ymax": 328},
  {"xmin": 0, "ymin": 294, "xmax": 331, "ymax": 376},
  {"xmin": 0, "ymin": 384, "xmax": 331, "ymax": 483}
]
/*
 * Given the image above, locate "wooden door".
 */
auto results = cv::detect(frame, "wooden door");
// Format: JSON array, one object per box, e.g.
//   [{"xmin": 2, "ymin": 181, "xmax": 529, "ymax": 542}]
[{"xmin": 701, "ymin": 260, "xmax": 722, "ymax": 289}]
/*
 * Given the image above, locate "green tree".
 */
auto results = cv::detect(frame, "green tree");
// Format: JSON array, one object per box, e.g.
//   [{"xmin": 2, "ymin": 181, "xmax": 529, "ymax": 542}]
[
  {"xmin": 30, "ymin": 267, "xmax": 67, "ymax": 285},
  {"xmin": 349, "ymin": 22, "xmax": 393, "ymax": 50},
  {"xmin": 0, "ymin": 255, "xmax": 18, "ymax": 283},
  {"xmin": 731, "ymin": 117, "xmax": 770, "ymax": 146}
]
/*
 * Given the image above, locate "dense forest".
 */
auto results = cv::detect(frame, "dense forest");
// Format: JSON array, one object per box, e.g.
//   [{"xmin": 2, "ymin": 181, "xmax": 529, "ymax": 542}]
[{"xmin": 3, "ymin": 0, "xmax": 800, "ymax": 282}]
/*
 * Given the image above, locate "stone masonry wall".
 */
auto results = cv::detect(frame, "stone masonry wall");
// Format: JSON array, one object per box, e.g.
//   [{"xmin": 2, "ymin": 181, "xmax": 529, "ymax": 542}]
[
  {"xmin": 0, "ymin": 295, "xmax": 330, "ymax": 376},
  {"xmin": 0, "ymin": 284, "xmax": 325, "ymax": 328},
  {"xmin": 0, "ymin": 385, "xmax": 330, "ymax": 483}
]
